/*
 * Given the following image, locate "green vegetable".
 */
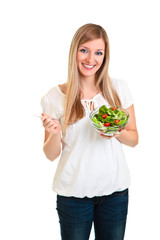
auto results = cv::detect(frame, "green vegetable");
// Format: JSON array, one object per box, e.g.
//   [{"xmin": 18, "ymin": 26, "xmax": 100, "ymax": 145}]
[{"xmin": 91, "ymin": 105, "xmax": 129, "ymax": 135}]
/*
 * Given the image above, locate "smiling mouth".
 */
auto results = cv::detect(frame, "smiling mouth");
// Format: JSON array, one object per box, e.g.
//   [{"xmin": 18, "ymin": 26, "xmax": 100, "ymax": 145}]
[{"xmin": 82, "ymin": 63, "xmax": 96, "ymax": 70}]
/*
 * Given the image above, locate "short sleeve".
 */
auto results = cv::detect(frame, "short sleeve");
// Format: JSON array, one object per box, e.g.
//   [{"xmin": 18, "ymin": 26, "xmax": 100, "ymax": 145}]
[
  {"xmin": 114, "ymin": 79, "xmax": 133, "ymax": 109},
  {"xmin": 41, "ymin": 94, "xmax": 59, "ymax": 119}
]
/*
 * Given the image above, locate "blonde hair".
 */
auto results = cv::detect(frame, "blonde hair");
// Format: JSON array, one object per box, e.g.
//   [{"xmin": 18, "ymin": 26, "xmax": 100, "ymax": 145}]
[{"xmin": 64, "ymin": 23, "xmax": 122, "ymax": 130}]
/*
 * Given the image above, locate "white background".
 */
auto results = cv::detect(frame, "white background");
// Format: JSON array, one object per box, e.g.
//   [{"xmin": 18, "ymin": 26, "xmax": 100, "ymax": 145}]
[{"xmin": 0, "ymin": 0, "xmax": 160, "ymax": 239}]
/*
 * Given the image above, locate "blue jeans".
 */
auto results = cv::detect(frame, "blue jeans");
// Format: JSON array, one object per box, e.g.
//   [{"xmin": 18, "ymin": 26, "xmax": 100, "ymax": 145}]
[{"xmin": 56, "ymin": 189, "xmax": 128, "ymax": 240}]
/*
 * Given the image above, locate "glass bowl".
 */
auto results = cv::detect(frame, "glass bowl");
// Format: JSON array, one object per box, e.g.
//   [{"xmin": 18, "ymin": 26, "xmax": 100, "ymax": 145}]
[{"xmin": 89, "ymin": 105, "xmax": 129, "ymax": 136}]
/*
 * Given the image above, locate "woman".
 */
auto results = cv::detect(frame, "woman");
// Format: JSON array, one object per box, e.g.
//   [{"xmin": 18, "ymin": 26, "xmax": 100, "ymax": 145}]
[{"xmin": 41, "ymin": 23, "xmax": 138, "ymax": 240}]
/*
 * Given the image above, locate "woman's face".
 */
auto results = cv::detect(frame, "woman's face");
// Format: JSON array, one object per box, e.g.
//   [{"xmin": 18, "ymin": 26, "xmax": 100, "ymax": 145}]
[{"xmin": 76, "ymin": 38, "xmax": 105, "ymax": 79}]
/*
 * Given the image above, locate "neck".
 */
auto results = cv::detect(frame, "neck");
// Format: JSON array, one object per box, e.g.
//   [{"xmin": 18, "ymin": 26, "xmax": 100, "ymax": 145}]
[
  {"xmin": 79, "ymin": 75, "xmax": 100, "ymax": 99},
  {"xmin": 79, "ymin": 75, "xmax": 96, "ymax": 91}
]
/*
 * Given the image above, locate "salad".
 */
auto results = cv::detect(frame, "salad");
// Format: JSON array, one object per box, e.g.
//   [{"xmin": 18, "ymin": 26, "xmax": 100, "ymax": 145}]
[{"xmin": 90, "ymin": 105, "xmax": 129, "ymax": 135}]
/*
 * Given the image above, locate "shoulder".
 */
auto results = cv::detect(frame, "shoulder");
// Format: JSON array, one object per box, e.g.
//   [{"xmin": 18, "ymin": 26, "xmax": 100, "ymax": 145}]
[
  {"xmin": 41, "ymin": 85, "xmax": 66, "ymax": 117},
  {"xmin": 47, "ymin": 85, "xmax": 63, "ymax": 99},
  {"xmin": 41, "ymin": 84, "xmax": 65, "ymax": 109},
  {"xmin": 111, "ymin": 77, "xmax": 128, "ymax": 89},
  {"xmin": 111, "ymin": 77, "xmax": 133, "ymax": 109},
  {"xmin": 111, "ymin": 77, "xmax": 132, "ymax": 94},
  {"xmin": 59, "ymin": 83, "xmax": 67, "ymax": 95},
  {"xmin": 46, "ymin": 83, "xmax": 67, "ymax": 100},
  {"xmin": 42, "ymin": 84, "xmax": 65, "ymax": 103}
]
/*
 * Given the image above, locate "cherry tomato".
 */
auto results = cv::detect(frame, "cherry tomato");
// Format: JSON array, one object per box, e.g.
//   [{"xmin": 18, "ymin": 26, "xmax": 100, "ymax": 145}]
[
  {"xmin": 104, "ymin": 122, "xmax": 111, "ymax": 127},
  {"xmin": 119, "ymin": 127, "xmax": 125, "ymax": 132},
  {"xmin": 114, "ymin": 119, "xmax": 120, "ymax": 124},
  {"xmin": 111, "ymin": 107, "xmax": 117, "ymax": 111},
  {"xmin": 102, "ymin": 114, "xmax": 108, "ymax": 119}
]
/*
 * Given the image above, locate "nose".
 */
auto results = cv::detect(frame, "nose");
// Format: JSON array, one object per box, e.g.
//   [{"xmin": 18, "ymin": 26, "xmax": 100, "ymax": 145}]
[{"xmin": 86, "ymin": 53, "xmax": 95, "ymax": 63}]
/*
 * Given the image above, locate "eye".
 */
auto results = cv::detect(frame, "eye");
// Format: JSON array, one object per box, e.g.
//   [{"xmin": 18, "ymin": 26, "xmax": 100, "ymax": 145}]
[
  {"xmin": 95, "ymin": 51, "xmax": 103, "ymax": 56},
  {"xmin": 80, "ymin": 48, "xmax": 88, "ymax": 53}
]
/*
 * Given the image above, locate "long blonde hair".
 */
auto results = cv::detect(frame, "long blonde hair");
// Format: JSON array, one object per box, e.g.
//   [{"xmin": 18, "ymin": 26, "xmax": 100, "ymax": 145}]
[{"xmin": 64, "ymin": 23, "xmax": 122, "ymax": 130}]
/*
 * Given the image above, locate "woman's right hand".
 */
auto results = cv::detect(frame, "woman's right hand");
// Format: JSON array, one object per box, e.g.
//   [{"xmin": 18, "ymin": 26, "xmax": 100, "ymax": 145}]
[{"xmin": 41, "ymin": 113, "xmax": 61, "ymax": 135}]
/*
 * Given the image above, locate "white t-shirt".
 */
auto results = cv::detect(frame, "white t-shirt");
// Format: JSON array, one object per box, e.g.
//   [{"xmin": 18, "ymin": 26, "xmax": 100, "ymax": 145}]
[{"xmin": 41, "ymin": 78, "xmax": 133, "ymax": 198}]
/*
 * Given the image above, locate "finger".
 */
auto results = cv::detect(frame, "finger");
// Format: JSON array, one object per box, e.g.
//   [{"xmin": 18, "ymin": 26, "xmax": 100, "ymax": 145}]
[
  {"xmin": 41, "ymin": 114, "xmax": 59, "ymax": 124},
  {"xmin": 44, "ymin": 118, "xmax": 59, "ymax": 129},
  {"xmin": 48, "ymin": 121, "xmax": 58, "ymax": 128},
  {"xmin": 41, "ymin": 113, "xmax": 49, "ymax": 117},
  {"xmin": 42, "ymin": 119, "xmax": 54, "ymax": 129},
  {"xmin": 51, "ymin": 118, "xmax": 59, "ymax": 124},
  {"xmin": 41, "ymin": 113, "xmax": 53, "ymax": 123},
  {"xmin": 43, "ymin": 119, "xmax": 55, "ymax": 128},
  {"xmin": 47, "ymin": 123, "xmax": 60, "ymax": 134},
  {"xmin": 42, "ymin": 117, "xmax": 50, "ymax": 126},
  {"xmin": 114, "ymin": 133, "xmax": 120, "ymax": 138},
  {"xmin": 100, "ymin": 133, "xmax": 112, "ymax": 139},
  {"xmin": 41, "ymin": 115, "xmax": 48, "ymax": 123},
  {"xmin": 42, "ymin": 116, "xmax": 56, "ymax": 125}
]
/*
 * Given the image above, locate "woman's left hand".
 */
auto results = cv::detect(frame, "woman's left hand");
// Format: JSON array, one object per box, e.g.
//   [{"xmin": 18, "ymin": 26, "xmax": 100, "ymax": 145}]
[{"xmin": 99, "ymin": 131, "xmax": 120, "ymax": 139}]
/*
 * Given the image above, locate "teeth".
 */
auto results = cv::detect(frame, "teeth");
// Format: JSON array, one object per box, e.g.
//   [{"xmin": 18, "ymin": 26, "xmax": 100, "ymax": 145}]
[{"xmin": 83, "ymin": 64, "xmax": 95, "ymax": 68}]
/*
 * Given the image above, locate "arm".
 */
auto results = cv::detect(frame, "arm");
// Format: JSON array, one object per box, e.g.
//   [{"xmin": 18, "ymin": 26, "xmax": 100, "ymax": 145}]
[
  {"xmin": 41, "ymin": 113, "xmax": 61, "ymax": 161},
  {"xmin": 115, "ymin": 104, "xmax": 139, "ymax": 147}
]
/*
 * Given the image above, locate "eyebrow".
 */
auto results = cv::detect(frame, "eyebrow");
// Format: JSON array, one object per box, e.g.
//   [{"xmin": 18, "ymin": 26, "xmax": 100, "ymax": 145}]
[{"xmin": 80, "ymin": 46, "xmax": 105, "ymax": 51}]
